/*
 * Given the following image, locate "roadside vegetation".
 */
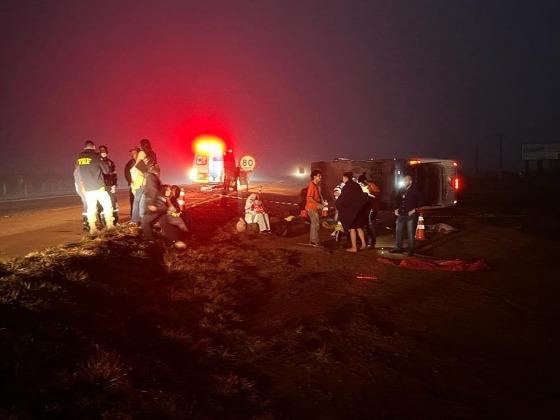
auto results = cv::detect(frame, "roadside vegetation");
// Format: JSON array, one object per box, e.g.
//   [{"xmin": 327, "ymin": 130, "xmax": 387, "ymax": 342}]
[{"xmin": 1, "ymin": 185, "xmax": 559, "ymax": 419}]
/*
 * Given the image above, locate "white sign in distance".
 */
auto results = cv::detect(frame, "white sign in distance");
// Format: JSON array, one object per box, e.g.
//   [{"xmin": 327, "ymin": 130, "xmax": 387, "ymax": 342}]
[{"xmin": 239, "ymin": 155, "xmax": 256, "ymax": 172}]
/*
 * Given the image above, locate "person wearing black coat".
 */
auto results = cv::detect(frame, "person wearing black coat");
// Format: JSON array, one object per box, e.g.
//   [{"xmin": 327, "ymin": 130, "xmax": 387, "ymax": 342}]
[
  {"xmin": 391, "ymin": 175, "xmax": 422, "ymax": 256},
  {"xmin": 335, "ymin": 172, "xmax": 370, "ymax": 252},
  {"xmin": 98, "ymin": 145, "xmax": 119, "ymax": 224}
]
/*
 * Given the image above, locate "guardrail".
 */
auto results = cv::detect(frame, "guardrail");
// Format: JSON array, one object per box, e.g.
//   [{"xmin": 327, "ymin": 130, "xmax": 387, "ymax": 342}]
[{"xmin": 0, "ymin": 175, "xmax": 74, "ymax": 198}]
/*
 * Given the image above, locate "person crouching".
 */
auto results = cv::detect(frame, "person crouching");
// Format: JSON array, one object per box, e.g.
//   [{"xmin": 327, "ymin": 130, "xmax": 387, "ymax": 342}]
[
  {"xmin": 141, "ymin": 166, "xmax": 186, "ymax": 249},
  {"xmin": 170, "ymin": 185, "xmax": 192, "ymax": 232}
]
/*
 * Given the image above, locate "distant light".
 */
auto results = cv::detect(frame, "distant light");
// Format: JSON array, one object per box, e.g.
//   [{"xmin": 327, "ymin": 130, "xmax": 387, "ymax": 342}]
[
  {"xmin": 294, "ymin": 167, "xmax": 306, "ymax": 177},
  {"xmin": 453, "ymin": 200, "xmax": 458, "ymax": 205},
  {"xmin": 408, "ymin": 159, "xmax": 421, "ymax": 165},
  {"xmin": 453, "ymin": 161, "xmax": 458, "ymax": 167}
]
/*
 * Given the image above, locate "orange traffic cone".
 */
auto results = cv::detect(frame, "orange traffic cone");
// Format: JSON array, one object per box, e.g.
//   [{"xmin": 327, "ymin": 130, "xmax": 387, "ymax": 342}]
[{"xmin": 415, "ymin": 213, "xmax": 426, "ymax": 240}]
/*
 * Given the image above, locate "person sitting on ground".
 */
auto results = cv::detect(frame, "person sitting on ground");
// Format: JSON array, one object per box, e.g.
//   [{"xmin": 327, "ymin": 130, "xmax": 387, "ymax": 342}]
[
  {"xmin": 170, "ymin": 185, "xmax": 192, "ymax": 232},
  {"xmin": 244, "ymin": 193, "xmax": 271, "ymax": 233},
  {"xmin": 335, "ymin": 172, "xmax": 370, "ymax": 252},
  {"xmin": 161, "ymin": 185, "xmax": 189, "ymax": 234},
  {"xmin": 141, "ymin": 165, "xmax": 186, "ymax": 249}
]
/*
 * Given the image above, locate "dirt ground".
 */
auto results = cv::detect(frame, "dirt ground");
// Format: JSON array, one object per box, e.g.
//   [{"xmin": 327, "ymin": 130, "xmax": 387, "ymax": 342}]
[
  {"xmin": 0, "ymin": 184, "xmax": 302, "ymax": 260},
  {"xmin": 0, "ymin": 181, "xmax": 559, "ymax": 419}
]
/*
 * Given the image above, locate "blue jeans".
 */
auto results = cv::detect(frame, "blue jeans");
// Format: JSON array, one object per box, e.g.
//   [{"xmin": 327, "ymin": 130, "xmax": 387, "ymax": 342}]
[
  {"xmin": 131, "ymin": 187, "xmax": 145, "ymax": 223},
  {"xmin": 396, "ymin": 215, "xmax": 415, "ymax": 253}
]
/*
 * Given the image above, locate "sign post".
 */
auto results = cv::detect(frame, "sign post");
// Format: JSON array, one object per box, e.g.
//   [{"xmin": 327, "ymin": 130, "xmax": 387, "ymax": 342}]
[{"xmin": 239, "ymin": 155, "xmax": 256, "ymax": 193}]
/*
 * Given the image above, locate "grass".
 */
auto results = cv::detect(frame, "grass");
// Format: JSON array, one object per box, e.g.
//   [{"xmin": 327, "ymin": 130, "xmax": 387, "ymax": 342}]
[
  {"xmin": 0, "ymin": 200, "xmax": 312, "ymax": 418},
  {"xmin": 1, "ymin": 195, "xmax": 559, "ymax": 419}
]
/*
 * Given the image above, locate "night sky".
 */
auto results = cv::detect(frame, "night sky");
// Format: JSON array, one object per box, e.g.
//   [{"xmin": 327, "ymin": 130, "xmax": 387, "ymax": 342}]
[{"xmin": 1, "ymin": 0, "xmax": 558, "ymax": 182}]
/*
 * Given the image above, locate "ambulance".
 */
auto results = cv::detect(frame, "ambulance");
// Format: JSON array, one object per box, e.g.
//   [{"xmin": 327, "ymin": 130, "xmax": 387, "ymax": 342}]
[{"xmin": 188, "ymin": 135, "xmax": 226, "ymax": 184}]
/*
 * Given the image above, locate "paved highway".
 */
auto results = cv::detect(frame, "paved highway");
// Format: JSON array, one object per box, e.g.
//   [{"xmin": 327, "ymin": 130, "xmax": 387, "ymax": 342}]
[{"xmin": 0, "ymin": 183, "xmax": 301, "ymax": 261}]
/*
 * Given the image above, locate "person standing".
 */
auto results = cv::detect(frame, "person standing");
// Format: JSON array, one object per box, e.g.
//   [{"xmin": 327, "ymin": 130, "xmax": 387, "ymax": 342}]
[
  {"xmin": 131, "ymin": 138, "xmax": 157, "ymax": 224},
  {"xmin": 137, "ymin": 138, "xmax": 157, "ymax": 169},
  {"xmin": 223, "ymin": 149, "xmax": 236, "ymax": 193},
  {"xmin": 74, "ymin": 140, "xmax": 114, "ymax": 234},
  {"xmin": 391, "ymin": 175, "xmax": 422, "ymax": 256},
  {"xmin": 358, "ymin": 173, "xmax": 381, "ymax": 248},
  {"xmin": 98, "ymin": 145, "xmax": 119, "ymax": 224},
  {"xmin": 336, "ymin": 172, "xmax": 369, "ymax": 252},
  {"xmin": 124, "ymin": 147, "xmax": 139, "ymax": 217},
  {"xmin": 305, "ymin": 169, "xmax": 326, "ymax": 247},
  {"xmin": 73, "ymin": 165, "xmax": 89, "ymax": 231}
]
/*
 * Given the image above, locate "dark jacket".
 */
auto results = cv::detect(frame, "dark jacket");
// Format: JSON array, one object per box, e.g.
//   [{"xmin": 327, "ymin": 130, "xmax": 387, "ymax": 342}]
[
  {"xmin": 144, "ymin": 172, "xmax": 166, "ymax": 210},
  {"xmin": 224, "ymin": 152, "xmax": 236, "ymax": 178},
  {"xmin": 395, "ymin": 186, "xmax": 422, "ymax": 216},
  {"xmin": 74, "ymin": 149, "xmax": 110, "ymax": 192},
  {"xmin": 135, "ymin": 150, "xmax": 157, "ymax": 175},
  {"xmin": 101, "ymin": 157, "xmax": 117, "ymax": 187},
  {"xmin": 336, "ymin": 180, "xmax": 370, "ymax": 231},
  {"xmin": 124, "ymin": 158, "xmax": 135, "ymax": 185}
]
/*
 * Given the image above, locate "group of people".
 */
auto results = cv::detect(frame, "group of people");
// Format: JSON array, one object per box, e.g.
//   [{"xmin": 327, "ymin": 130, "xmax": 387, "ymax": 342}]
[
  {"xmin": 73, "ymin": 139, "xmax": 189, "ymax": 249},
  {"xmin": 74, "ymin": 141, "xmax": 421, "ymax": 252},
  {"xmin": 305, "ymin": 169, "xmax": 421, "ymax": 255}
]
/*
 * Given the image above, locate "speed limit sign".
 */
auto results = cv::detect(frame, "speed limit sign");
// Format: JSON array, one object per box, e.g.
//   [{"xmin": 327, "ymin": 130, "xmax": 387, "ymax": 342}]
[{"xmin": 239, "ymin": 155, "xmax": 256, "ymax": 172}]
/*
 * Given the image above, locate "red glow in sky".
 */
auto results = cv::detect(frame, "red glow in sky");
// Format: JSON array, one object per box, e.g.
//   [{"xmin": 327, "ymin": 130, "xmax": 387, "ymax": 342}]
[
  {"xmin": 192, "ymin": 135, "xmax": 225, "ymax": 155},
  {"xmin": 0, "ymin": 0, "xmax": 558, "ymax": 179}
]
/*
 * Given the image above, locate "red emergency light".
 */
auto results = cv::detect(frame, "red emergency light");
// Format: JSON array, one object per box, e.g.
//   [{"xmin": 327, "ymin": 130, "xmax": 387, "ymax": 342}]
[
  {"xmin": 450, "ymin": 176, "xmax": 461, "ymax": 191},
  {"xmin": 193, "ymin": 135, "xmax": 226, "ymax": 154}
]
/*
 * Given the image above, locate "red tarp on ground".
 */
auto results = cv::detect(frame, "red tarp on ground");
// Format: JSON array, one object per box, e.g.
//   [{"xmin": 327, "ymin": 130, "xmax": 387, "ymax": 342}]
[{"xmin": 377, "ymin": 256, "xmax": 488, "ymax": 272}]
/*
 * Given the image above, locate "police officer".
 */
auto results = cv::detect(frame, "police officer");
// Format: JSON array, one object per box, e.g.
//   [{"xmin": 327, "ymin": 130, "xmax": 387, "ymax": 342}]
[
  {"xmin": 74, "ymin": 140, "xmax": 114, "ymax": 234},
  {"xmin": 98, "ymin": 145, "xmax": 119, "ymax": 224},
  {"xmin": 73, "ymin": 165, "xmax": 89, "ymax": 231}
]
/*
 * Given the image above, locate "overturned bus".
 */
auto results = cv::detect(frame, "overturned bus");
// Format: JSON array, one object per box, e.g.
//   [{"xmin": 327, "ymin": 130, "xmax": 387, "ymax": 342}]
[{"xmin": 311, "ymin": 158, "xmax": 460, "ymax": 209}]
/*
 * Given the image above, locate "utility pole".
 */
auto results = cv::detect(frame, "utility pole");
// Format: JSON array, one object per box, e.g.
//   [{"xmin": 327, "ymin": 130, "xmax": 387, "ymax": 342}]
[
  {"xmin": 474, "ymin": 143, "xmax": 479, "ymax": 177},
  {"xmin": 497, "ymin": 133, "xmax": 504, "ymax": 178}
]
